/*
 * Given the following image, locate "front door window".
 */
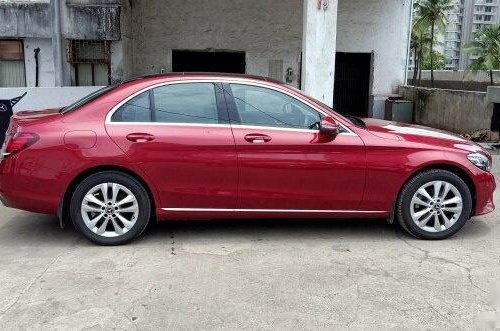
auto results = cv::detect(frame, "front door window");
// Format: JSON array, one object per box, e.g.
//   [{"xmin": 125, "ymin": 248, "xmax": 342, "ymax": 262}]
[{"xmin": 228, "ymin": 84, "xmax": 321, "ymax": 130}]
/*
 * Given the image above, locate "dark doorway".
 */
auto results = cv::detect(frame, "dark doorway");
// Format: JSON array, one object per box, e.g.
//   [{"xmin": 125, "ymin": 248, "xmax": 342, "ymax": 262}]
[
  {"xmin": 333, "ymin": 52, "xmax": 372, "ymax": 117},
  {"xmin": 172, "ymin": 50, "xmax": 246, "ymax": 74}
]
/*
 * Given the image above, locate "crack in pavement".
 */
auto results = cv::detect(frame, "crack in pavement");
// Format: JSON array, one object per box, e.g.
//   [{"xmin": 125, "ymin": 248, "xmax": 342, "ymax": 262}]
[
  {"xmin": 366, "ymin": 255, "xmax": 465, "ymax": 330},
  {"xmin": 395, "ymin": 229, "xmax": 488, "ymax": 295}
]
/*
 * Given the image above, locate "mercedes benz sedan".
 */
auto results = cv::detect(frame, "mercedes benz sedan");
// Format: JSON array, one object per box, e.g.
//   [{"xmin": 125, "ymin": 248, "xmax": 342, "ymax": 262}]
[{"xmin": 0, "ymin": 73, "xmax": 496, "ymax": 245}]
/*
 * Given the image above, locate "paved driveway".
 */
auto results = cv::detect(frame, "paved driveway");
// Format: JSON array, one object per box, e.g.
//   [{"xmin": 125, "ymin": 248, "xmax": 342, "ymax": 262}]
[{"xmin": 0, "ymin": 157, "xmax": 499, "ymax": 330}]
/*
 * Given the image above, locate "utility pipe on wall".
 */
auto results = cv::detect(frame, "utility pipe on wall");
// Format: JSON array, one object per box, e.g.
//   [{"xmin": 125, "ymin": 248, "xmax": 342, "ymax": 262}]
[
  {"xmin": 34, "ymin": 48, "xmax": 40, "ymax": 87},
  {"xmin": 404, "ymin": 0, "xmax": 415, "ymax": 85},
  {"xmin": 52, "ymin": 0, "xmax": 64, "ymax": 87}
]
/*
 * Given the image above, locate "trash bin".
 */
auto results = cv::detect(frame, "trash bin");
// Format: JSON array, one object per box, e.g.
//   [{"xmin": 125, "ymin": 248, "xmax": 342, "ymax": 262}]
[{"xmin": 385, "ymin": 97, "xmax": 414, "ymax": 123}]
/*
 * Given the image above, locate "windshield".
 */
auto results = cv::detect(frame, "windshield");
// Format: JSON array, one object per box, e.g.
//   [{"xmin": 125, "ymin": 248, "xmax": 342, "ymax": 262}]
[{"xmin": 60, "ymin": 85, "xmax": 117, "ymax": 114}]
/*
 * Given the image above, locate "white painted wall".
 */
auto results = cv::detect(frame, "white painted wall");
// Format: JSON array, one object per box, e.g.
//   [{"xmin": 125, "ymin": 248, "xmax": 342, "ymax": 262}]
[
  {"xmin": 23, "ymin": 38, "xmax": 56, "ymax": 87},
  {"xmin": 0, "ymin": 86, "xmax": 102, "ymax": 111},
  {"xmin": 1, "ymin": 0, "xmax": 412, "ymax": 115},
  {"xmin": 302, "ymin": 0, "xmax": 338, "ymax": 106},
  {"xmin": 336, "ymin": 0, "xmax": 412, "ymax": 96},
  {"xmin": 128, "ymin": 0, "xmax": 411, "ymax": 99},
  {"xmin": 129, "ymin": 0, "xmax": 303, "ymax": 87}
]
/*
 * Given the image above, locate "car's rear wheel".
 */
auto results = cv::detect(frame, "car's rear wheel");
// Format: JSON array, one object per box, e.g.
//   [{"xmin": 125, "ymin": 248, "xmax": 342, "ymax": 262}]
[
  {"xmin": 397, "ymin": 169, "xmax": 472, "ymax": 240},
  {"xmin": 70, "ymin": 171, "xmax": 151, "ymax": 245}
]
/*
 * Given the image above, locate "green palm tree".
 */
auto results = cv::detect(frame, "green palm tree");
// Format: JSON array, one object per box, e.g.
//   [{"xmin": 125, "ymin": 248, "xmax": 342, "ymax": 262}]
[
  {"xmin": 465, "ymin": 24, "xmax": 500, "ymax": 86},
  {"xmin": 414, "ymin": 0, "xmax": 454, "ymax": 87},
  {"xmin": 410, "ymin": 22, "xmax": 432, "ymax": 86}
]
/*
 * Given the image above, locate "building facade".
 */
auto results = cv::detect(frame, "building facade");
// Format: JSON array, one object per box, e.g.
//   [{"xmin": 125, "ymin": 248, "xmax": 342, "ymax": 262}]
[
  {"xmin": 0, "ymin": 0, "xmax": 412, "ymax": 117},
  {"xmin": 418, "ymin": 0, "xmax": 500, "ymax": 71}
]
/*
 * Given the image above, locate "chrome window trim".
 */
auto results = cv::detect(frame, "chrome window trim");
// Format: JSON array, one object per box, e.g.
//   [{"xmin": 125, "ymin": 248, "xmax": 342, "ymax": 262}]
[
  {"xmin": 105, "ymin": 122, "xmax": 356, "ymax": 136},
  {"xmin": 162, "ymin": 208, "xmax": 386, "ymax": 213},
  {"xmin": 104, "ymin": 79, "xmax": 357, "ymax": 136}
]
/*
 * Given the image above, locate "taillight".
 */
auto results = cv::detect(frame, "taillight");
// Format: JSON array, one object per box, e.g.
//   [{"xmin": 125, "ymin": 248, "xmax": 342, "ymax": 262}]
[{"xmin": 4, "ymin": 132, "xmax": 39, "ymax": 157}]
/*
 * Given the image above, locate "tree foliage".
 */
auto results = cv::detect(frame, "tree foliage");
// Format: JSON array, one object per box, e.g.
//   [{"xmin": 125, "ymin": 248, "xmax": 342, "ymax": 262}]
[
  {"xmin": 421, "ymin": 50, "xmax": 446, "ymax": 70},
  {"xmin": 465, "ymin": 24, "xmax": 500, "ymax": 85},
  {"xmin": 413, "ymin": 0, "xmax": 454, "ymax": 87}
]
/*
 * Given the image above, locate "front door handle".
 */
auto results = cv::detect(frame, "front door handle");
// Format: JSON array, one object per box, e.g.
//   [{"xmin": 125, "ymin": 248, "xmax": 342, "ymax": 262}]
[
  {"xmin": 126, "ymin": 133, "xmax": 155, "ymax": 143},
  {"xmin": 244, "ymin": 134, "xmax": 272, "ymax": 144}
]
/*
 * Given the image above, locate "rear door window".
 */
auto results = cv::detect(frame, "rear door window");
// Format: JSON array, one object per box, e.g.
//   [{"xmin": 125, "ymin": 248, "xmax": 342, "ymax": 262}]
[
  {"xmin": 111, "ymin": 83, "xmax": 221, "ymax": 124},
  {"xmin": 152, "ymin": 83, "xmax": 219, "ymax": 124}
]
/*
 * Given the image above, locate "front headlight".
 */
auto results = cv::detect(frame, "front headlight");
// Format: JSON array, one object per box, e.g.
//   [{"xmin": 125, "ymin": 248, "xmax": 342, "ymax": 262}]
[{"xmin": 467, "ymin": 152, "xmax": 492, "ymax": 172}]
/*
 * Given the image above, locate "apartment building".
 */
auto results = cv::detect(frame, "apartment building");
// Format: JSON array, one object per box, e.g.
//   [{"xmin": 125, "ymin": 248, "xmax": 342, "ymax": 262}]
[
  {"xmin": 462, "ymin": 0, "xmax": 500, "ymax": 68},
  {"xmin": 411, "ymin": 0, "xmax": 500, "ymax": 71},
  {"xmin": 443, "ymin": 0, "xmax": 466, "ymax": 70}
]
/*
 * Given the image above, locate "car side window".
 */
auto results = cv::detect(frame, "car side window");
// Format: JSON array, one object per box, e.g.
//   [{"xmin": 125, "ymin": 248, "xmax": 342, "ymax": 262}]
[
  {"xmin": 152, "ymin": 83, "xmax": 218, "ymax": 124},
  {"xmin": 111, "ymin": 91, "xmax": 151, "ymax": 122},
  {"xmin": 229, "ymin": 84, "xmax": 321, "ymax": 129}
]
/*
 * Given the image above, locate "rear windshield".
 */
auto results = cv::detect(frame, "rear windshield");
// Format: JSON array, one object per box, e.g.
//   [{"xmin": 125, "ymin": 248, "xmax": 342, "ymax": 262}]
[{"xmin": 60, "ymin": 85, "xmax": 117, "ymax": 114}]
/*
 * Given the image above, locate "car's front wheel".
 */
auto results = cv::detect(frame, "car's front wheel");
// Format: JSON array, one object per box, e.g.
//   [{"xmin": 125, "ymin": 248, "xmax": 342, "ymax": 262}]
[
  {"xmin": 397, "ymin": 169, "xmax": 473, "ymax": 240},
  {"xmin": 70, "ymin": 171, "xmax": 151, "ymax": 245}
]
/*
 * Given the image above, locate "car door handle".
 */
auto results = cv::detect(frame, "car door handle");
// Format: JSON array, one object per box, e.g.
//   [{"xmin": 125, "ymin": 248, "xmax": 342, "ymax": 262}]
[
  {"xmin": 244, "ymin": 134, "xmax": 272, "ymax": 144},
  {"xmin": 126, "ymin": 133, "xmax": 155, "ymax": 143}
]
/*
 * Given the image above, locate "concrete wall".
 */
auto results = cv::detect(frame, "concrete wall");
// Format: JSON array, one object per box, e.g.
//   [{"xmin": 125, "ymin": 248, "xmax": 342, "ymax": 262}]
[
  {"xmin": 128, "ymin": 0, "xmax": 411, "ymax": 94},
  {"xmin": 0, "ymin": 1, "xmax": 52, "ymax": 38},
  {"xmin": 408, "ymin": 70, "xmax": 500, "ymax": 92},
  {"xmin": 302, "ymin": 0, "xmax": 338, "ymax": 106},
  {"xmin": 62, "ymin": 0, "xmax": 121, "ymax": 40},
  {"xmin": 0, "ymin": 0, "xmax": 123, "ymax": 86},
  {"xmin": 23, "ymin": 38, "xmax": 56, "ymax": 87},
  {"xmin": 337, "ymin": 0, "xmax": 411, "ymax": 96},
  {"xmin": 399, "ymin": 85, "xmax": 493, "ymax": 134},
  {"xmin": 413, "ymin": 70, "xmax": 500, "ymax": 83},
  {"xmin": 0, "ymin": 0, "xmax": 412, "ymax": 108},
  {"xmin": 128, "ymin": 0, "xmax": 303, "ymax": 87},
  {"xmin": 0, "ymin": 86, "xmax": 103, "ymax": 111}
]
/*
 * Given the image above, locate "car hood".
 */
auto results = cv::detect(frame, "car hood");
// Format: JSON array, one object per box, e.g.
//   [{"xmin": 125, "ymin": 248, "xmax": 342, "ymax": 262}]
[{"xmin": 361, "ymin": 118, "xmax": 484, "ymax": 152}]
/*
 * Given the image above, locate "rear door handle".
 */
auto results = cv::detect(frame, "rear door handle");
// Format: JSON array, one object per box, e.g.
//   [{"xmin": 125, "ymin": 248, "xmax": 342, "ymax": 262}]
[
  {"xmin": 244, "ymin": 134, "xmax": 272, "ymax": 144},
  {"xmin": 126, "ymin": 133, "xmax": 155, "ymax": 143}
]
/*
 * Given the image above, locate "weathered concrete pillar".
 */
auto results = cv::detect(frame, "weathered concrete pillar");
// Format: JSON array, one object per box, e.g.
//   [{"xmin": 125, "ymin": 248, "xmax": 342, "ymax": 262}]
[
  {"xmin": 301, "ymin": 0, "xmax": 338, "ymax": 107},
  {"xmin": 51, "ymin": 0, "xmax": 64, "ymax": 87}
]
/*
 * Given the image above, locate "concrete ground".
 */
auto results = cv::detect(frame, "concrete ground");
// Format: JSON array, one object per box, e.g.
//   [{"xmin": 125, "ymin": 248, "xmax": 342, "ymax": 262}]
[{"xmin": 0, "ymin": 159, "xmax": 499, "ymax": 330}]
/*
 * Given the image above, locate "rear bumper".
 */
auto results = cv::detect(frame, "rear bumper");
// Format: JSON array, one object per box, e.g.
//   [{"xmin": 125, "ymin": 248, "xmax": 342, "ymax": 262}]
[
  {"xmin": 0, "ymin": 156, "xmax": 60, "ymax": 215},
  {"xmin": 474, "ymin": 171, "xmax": 496, "ymax": 216}
]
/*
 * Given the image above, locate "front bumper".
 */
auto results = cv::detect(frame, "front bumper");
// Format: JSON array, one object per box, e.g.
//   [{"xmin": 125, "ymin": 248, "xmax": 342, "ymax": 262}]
[{"xmin": 474, "ymin": 171, "xmax": 496, "ymax": 216}]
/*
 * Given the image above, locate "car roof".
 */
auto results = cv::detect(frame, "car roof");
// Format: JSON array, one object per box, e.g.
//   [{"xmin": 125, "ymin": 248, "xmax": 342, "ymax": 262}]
[{"xmin": 121, "ymin": 72, "xmax": 284, "ymax": 86}]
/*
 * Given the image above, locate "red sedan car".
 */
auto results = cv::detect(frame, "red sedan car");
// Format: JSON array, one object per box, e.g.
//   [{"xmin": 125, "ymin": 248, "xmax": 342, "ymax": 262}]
[{"xmin": 0, "ymin": 73, "xmax": 496, "ymax": 245}]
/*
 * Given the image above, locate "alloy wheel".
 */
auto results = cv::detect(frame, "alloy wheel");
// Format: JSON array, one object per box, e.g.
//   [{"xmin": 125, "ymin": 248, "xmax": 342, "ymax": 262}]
[
  {"xmin": 81, "ymin": 183, "xmax": 139, "ymax": 238},
  {"xmin": 410, "ymin": 180, "xmax": 463, "ymax": 233}
]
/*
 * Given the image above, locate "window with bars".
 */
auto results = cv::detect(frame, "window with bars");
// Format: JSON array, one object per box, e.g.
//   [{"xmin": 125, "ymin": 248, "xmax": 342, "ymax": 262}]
[
  {"xmin": 0, "ymin": 40, "xmax": 26, "ymax": 87},
  {"xmin": 67, "ymin": 40, "xmax": 111, "ymax": 86}
]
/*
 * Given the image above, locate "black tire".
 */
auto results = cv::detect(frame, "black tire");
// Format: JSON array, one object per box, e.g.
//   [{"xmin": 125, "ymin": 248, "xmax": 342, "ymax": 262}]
[
  {"xmin": 70, "ymin": 171, "xmax": 151, "ymax": 245},
  {"xmin": 397, "ymin": 169, "xmax": 472, "ymax": 240}
]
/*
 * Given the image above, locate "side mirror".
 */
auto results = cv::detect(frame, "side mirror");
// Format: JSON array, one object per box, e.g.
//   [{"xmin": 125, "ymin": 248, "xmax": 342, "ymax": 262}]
[{"xmin": 319, "ymin": 116, "xmax": 340, "ymax": 136}]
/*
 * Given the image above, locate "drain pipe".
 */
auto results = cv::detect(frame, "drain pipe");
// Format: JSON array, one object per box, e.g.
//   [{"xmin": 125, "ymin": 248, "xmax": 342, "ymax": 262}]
[
  {"xmin": 404, "ymin": 0, "xmax": 414, "ymax": 85},
  {"xmin": 52, "ymin": 0, "xmax": 64, "ymax": 86},
  {"xmin": 34, "ymin": 47, "xmax": 40, "ymax": 87}
]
